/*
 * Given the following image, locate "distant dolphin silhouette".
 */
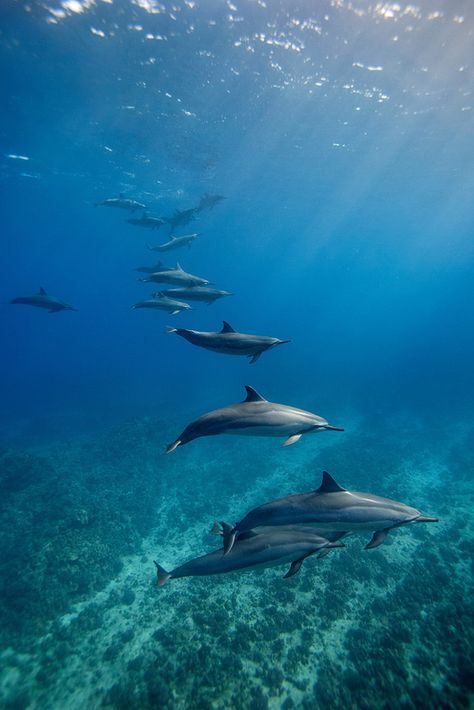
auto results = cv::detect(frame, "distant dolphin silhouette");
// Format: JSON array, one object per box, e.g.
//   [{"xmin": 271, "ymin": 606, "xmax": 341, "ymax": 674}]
[
  {"xmin": 166, "ymin": 321, "xmax": 290, "ymax": 363},
  {"xmin": 147, "ymin": 233, "xmax": 199, "ymax": 252},
  {"xmin": 196, "ymin": 193, "xmax": 225, "ymax": 212},
  {"xmin": 154, "ymin": 524, "xmax": 343, "ymax": 586},
  {"xmin": 156, "ymin": 286, "xmax": 232, "ymax": 304},
  {"xmin": 222, "ymin": 471, "xmax": 438, "ymax": 555},
  {"xmin": 131, "ymin": 295, "xmax": 191, "ymax": 315},
  {"xmin": 138, "ymin": 262, "xmax": 210, "ymax": 287},
  {"xmin": 125, "ymin": 212, "xmax": 164, "ymax": 229},
  {"xmin": 94, "ymin": 194, "xmax": 145, "ymax": 212},
  {"xmin": 165, "ymin": 385, "xmax": 343, "ymax": 453},
  {"xmin": 10, "ymin": 287, "xmax": 77, "ymax": 313}
]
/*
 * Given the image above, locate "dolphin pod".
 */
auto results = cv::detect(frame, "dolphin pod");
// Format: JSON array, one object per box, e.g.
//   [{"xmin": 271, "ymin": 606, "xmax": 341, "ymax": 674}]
[
  {"xmin": 166, "ymin": 321, "xmax": 290, "ymax": 363},
  {"xmin": 165, "ymin": 385, "xmax": 343, "ymax": 453},
  {"xmin": 221, "ymin": 471, "xmax": 439, "ymax": 556},
  {"xmin": 10, "ymin": 186, "xmax": 438, "ymax": 592}
]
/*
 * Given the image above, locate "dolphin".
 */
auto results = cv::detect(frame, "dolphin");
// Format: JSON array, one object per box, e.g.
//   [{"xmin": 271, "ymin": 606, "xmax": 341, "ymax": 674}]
[
  {"xmin": 147, "ymin": 233, "xmax": 199, "ymax": 252},
  {"xmin": 165, "ymin": 385, "xmax": 343, "ymax": 453},
  {"xmin": 197, "ymin": 193, "xmax": 225, "ymax": 212},
  {"xmin": 165, "ymin": 207, "xmax": 198, "ymax": 230},
  {"xmin": 131, "ymin": 296, "xmax": 191, "ymax": 315},
  {"xmin": 222, "ymin": 471, "xmax": 439, "ymax": 555},
  {"xmin": 94, "ymin": 194, "xmax": 146, "ymax": 212},
  {"xmin": 125, "ymin": 212, "xmax": 165, "ymax": 229},
  {"xmin": 138, "ymin": 262, "xmax": 210, "ymax": 287},
  {"xmin": 134, "ymin": 261, "xmax": 168, "ymax": 274},
  {"xmin": 10, "ymin": 287, "xmax": 77, "ymax": 313},
  {"xmin": 156, "ymin": 286, "xmax": 232, "ymax": 304},
  {"xmin": 166, "ymin": 321, "xmax": 290, "ymax": 363},
  {"xmin": 153, "ymin": 524, "xmax": 344, "ymax": 586}
]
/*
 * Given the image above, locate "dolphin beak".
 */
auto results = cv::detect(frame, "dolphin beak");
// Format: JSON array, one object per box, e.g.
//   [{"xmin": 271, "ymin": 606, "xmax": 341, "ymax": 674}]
[
  {"xmin": 277, "ymin": 340, "xmax": 291, "ymax": 345},
  {"xmin": 416, "ymin": 515, "xmax": 439, "ymax": 523},
  {"xmin": 324, "ymin": 425, "xmax": 344, "ymax": 432}
]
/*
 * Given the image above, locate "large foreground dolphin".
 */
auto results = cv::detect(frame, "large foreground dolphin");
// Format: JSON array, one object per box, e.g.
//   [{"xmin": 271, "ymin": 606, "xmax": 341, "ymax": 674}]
[
  {"xmin": 154, "ymin": 525, "xmax": 343, "ymax": 586},
  {"xmin": 223, "ymin": 471, "xmax": 438, "ymax": 554},
  {"xmin": 166, "ymin": 321, "xmax": 290, "ymax": 363},
  {"xmin": 10, "ymin": 287, "xmax": 77, "ymax": 313},
  {"xmin": 165, "ymin": 385, "xmax": 343, "ymax": 453},
  {"xmin": 138, "ymin": 263, "xmax": 210, "ymax": 287}
]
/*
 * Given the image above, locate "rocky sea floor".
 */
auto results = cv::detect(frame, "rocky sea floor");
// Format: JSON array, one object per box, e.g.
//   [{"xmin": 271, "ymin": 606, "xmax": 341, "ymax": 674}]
[{"xmin": 0, "ymin": 412, "xmax": 473, "ymax": 710}]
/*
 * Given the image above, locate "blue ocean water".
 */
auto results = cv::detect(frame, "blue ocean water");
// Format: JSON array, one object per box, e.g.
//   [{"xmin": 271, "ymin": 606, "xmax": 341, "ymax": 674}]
[{"xmin": 1, "ymin": 1, "xmax": 473, "ymax": 708}]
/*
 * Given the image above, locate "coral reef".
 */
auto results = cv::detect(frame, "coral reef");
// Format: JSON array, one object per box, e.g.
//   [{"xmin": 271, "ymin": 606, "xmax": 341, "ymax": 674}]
[{"xmin": 0, "ymin": 416, "xmax": 473, "ymax": 709}]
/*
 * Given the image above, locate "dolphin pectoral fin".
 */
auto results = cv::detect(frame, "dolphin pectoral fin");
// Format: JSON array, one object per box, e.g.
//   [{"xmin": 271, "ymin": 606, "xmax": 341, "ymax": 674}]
[
  {"xmin": 282, "ymin": 434, "xmax": 302, "ymax": 447},
  {"xmin": 365, "ymin": 528, "xmax": 390, "ymax": 550},
  {"xmin": 153, "ymin": 561, "xmax": 171, "ymax": 587},
  {"xmin": 248, "ymin": 353, "xmax": 261, "ymax": 364},
  {"xmin": 284, "ymin": 554, "xmax": 312, "ymax": 579},
  {"xmin": 222, "ymin": 526, "xmax": 237, "ymax": 555},
  {"xmin": 165, "ymin": 440, "xmax": 181, "ymax": 454},
  {"xmin": 170, "ymin": 310, "xmax": 180, "ymax": 315}
]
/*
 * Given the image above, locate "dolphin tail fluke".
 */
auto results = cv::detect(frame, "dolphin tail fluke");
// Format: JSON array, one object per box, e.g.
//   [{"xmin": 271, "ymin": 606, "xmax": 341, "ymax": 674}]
[
  {"xmin": 165, "ymin": 439, "xmax": 181, "ymax": 454},
  {"xmin": 165, "ymin": 326, "xmax": 177, "ymax": 334},
  {"xmin": 210, "ymin": 520, "xmax": 223, "ymax": 536},
  {"xmin": 153, "ymin": 561, "xmax": 171, "ymax": 587},
  {"xmin": 365, "ymin": 528, "xmax": 390, "ymax": 549}
]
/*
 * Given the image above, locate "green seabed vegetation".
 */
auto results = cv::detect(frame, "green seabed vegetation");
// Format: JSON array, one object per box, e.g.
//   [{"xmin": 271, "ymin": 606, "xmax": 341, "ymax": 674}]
[{"xmin": 0, "ymin": 416, "xmax": 473, "ymax": 710}]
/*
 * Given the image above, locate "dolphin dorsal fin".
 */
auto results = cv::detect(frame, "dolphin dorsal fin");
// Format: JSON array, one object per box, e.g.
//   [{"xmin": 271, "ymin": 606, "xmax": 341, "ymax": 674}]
[
  {"xmin": 221, "ymin": 321, "xmax": 235, "ymax": 334},
  {"xmin": 175, "ymin": 262, "xmax": 183, "ymax": 271},
  {"xmin": 243, "ymin": 385, "xmax": 267, "ymax": 403},
  {"xmin": 316, "ymin": 471, "xmax": 346, "ymax": 494},
  {"xmin": 38, "ymin": 287, "xmax": 47, "ymax": 295}
]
